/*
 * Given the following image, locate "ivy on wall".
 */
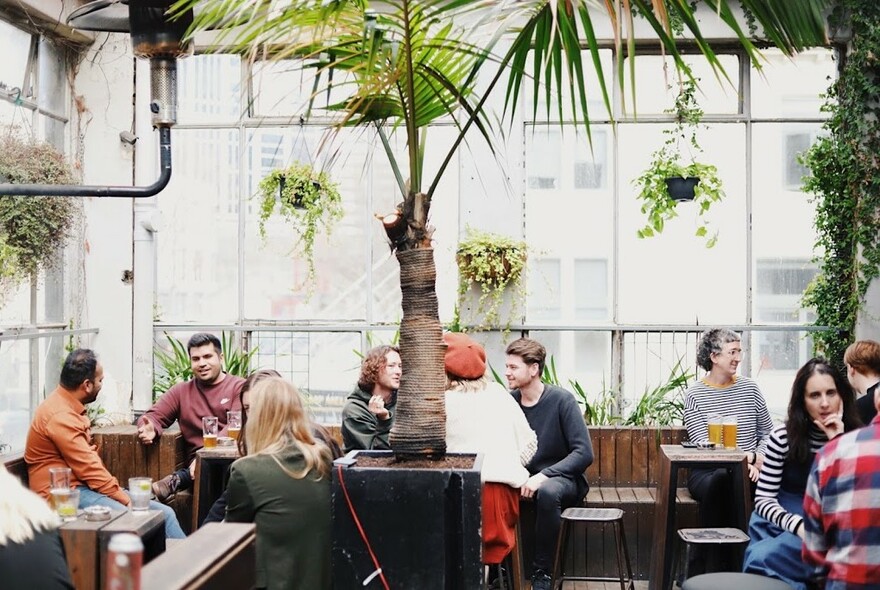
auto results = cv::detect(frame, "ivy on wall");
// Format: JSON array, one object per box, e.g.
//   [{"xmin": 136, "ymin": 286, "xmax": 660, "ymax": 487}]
[{"xmin": 802, "ymin": 0, "xmax": 880, "ymax": 366}]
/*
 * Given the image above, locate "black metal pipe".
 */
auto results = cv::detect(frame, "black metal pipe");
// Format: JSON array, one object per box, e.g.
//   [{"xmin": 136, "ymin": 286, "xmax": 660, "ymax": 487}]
[{"xmin": 0, "ymin": 127, "xmax": 172, "ymax": 198}]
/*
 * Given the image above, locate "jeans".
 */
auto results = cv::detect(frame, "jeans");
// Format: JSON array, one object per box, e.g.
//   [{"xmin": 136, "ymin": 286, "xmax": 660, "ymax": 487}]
[
  {"xmin": 532, "ymin": 475, "xmax": 587, "ymax": 573},
  {"xmin": 78, "ymin": 487, "xmax": 186, "ymax": 539}
]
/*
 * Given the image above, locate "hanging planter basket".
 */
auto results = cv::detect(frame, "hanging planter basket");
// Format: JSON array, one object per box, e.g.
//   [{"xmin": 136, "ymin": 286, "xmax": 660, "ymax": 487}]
[
  {"xmin": 664, "ymin": 176, "xmax": 700, "ymax": 202},
  {"xmin": 278, "ymin": 175, "xmax": 322, "ymax": 210}
]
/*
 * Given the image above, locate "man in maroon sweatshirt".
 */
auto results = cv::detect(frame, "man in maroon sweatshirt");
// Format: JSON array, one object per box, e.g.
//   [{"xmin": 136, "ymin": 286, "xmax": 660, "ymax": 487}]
[{"xmin": 137, "ymin": 333, "xmax": 245, "ymax": 501}]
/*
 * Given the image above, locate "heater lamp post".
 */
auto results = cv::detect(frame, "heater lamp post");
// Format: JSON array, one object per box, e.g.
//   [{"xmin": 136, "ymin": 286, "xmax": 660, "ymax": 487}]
[{"xmin": 0, "ymin": 0, "xmax": 191, "ymax": 198}]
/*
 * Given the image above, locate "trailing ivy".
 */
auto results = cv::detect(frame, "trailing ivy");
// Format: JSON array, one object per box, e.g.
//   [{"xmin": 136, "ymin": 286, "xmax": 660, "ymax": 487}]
[{"xmin": 802, "ymin": 1, "xmax": 880, "ymax": 367}]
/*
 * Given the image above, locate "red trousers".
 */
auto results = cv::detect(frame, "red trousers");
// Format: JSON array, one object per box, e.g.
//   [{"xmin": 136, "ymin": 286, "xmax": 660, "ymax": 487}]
[{"xmin": 482, "ymin": 482, "xmax": 521, "ymax": 564}]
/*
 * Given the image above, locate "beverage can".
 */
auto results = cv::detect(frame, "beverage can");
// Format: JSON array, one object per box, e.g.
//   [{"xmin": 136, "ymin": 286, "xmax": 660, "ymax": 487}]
[{"xmin": 105, "ymin": 533, "xmax": 143, "ymax": 590}]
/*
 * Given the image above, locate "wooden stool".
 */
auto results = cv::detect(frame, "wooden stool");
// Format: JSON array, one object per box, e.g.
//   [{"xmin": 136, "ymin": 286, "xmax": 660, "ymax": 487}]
[
  {"xmin": 551, "ymin": 507, "xmax": 634, "ymax": 590},
  {"xmin": 673, "ymin": 527, "xmax": 750, "ymax": 587},
  {"xmin": 682, "ymin": 572, "xmax": 792, "ymax": 590}
]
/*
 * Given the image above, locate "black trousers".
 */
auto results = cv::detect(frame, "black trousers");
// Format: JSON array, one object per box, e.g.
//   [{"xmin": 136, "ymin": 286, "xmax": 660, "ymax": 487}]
[{"xmin": 532, "ymin": 475, "xmax": 588, "ymax": 573}]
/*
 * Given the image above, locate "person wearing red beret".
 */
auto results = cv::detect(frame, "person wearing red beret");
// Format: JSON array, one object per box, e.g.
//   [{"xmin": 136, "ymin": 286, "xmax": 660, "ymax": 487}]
[{"xmin": 442, "ymin": 332, "xmax": 537, "ymax": 583}]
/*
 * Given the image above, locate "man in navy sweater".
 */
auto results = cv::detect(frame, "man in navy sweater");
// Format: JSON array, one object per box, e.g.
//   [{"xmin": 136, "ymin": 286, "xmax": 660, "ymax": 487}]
[{"xmin": 505, "ymin": 337, "xmax": 593, "ymax": 590}]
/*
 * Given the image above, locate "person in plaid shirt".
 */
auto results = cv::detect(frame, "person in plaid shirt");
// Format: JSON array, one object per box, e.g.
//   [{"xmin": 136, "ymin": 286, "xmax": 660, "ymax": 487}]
[{"xmin": 802, "ymin": 388, "xmax": 880, "ymax": 589}]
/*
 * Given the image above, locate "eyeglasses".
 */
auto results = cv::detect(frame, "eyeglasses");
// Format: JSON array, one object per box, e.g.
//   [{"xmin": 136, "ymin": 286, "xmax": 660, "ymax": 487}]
[{"xmin": 714, "ymin": 349, "xmax": 742, "ymax": 358}]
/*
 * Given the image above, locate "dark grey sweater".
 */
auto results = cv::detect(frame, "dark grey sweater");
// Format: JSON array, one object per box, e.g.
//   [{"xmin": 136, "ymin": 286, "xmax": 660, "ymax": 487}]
[{"xmin": 512, "ymin": 384, "xmax": 593, "ymax": 483}]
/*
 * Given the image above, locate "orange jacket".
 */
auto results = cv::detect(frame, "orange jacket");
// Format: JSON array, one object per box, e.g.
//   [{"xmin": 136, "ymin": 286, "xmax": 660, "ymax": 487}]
[{"xmin": 25, "ymin": 387, "xmax": 129, "ymax": 506}]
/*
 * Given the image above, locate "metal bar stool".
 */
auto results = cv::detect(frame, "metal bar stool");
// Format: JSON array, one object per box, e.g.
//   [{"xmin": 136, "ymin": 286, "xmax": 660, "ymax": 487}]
[
  {"xmin": 672, "ymin": 527, "xmax": 750, "ymax": 588},
  {"xmin": 551, "ymin": 507, "xmax": 634, "ymax": 590}
]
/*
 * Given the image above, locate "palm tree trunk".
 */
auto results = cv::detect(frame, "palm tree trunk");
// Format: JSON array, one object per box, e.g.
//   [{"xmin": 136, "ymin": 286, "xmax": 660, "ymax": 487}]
[{"xmin": 389, "ymin": 247, "xmax": 447, "ymax": 457}]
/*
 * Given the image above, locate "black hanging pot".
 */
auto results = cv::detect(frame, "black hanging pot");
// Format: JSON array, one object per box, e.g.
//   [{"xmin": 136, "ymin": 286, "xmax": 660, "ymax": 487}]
[
  {"xmin": 278, "ymin": 176, "xmax": 321, "ymax": 210},
  {"xmin": 665, "ymin": 176, "xmax": 700, "ymax": 202}
]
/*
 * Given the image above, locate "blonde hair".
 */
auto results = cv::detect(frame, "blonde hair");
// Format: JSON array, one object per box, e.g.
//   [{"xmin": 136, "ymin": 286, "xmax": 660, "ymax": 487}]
[
  {"xmin": 446, "ymin": 374, "xmax": 490, "ymax": 393},
  {"xmin": 244, "ymin": 377, "xmax": 332, "ymax": 479},
  {"xmin": 0, "ymin": 466, "xmax": 61, "ymax": 546}
]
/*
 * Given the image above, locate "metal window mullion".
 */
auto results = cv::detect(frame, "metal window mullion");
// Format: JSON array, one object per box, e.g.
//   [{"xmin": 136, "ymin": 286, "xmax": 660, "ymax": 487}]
[{"xmin": 742, "ymin": 50, "xmax": 754, "ymax": 375}]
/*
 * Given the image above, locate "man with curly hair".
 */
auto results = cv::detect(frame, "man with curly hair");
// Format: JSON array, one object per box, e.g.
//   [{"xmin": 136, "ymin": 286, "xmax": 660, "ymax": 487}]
[{"xmin": 341, "ymin": 345, "xmax": 402, "ymax": 453}]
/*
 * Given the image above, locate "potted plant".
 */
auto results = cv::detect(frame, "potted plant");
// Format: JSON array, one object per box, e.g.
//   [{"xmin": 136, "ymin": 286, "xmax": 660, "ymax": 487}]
[
  {"xmin": 633, "ymin": 78, "xmax": 724, "ymax": 247},
  {"xmin": 456, "ymin": 229, "xmax": 528, "ymax": 330},
  {"xmin": 0, "ymin": 129, "xmax": 79, "ymax": 302},
  {"xmin": 256, "ymin": 162, "xmax": 343, "ymax": 285}
]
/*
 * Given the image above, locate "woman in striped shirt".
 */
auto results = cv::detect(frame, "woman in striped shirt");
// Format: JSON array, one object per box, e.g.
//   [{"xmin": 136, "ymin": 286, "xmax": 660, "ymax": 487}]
[
  {"xmin": 684, "ymin": 328, "xmax": 774, "ymax": 534},
  {"xmin": 742, "ymin": 358, "xmax": 860, "ymax": 590}
]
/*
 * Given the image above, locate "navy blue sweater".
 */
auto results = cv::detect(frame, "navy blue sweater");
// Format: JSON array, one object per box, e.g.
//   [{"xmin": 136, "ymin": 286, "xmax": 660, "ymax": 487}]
[{"xmin": 512, "ymin": 384, "xmax": 593, "ymax": 483}]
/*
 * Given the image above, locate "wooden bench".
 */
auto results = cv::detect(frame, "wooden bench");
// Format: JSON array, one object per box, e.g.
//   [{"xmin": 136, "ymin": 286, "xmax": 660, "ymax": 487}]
[
  {"xmin": 93, "ymin": 424, "xmax": 192, "ymax": 533},
  {"xmin": 141, "ymin": 522, "xmax": 257, "ymax": 589}
]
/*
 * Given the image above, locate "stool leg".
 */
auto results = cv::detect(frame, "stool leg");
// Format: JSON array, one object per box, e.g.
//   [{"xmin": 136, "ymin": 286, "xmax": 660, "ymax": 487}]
[
  {"xmin": 617, "ymin": 519, "xmax": 635, "ymax": 590},
  {"xmin": 511, "ymin": 522, "xmax": 524, "ymax": 590},
  {"xmin": 551, "ymin": 519, "xmax": 570, "ymax": 590},
  {"xmin": 612, "ymin": 521, "xmax": 626, "ymax": 590}
]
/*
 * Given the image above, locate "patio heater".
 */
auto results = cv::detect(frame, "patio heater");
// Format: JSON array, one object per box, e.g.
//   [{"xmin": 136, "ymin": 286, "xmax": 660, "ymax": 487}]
[{"xmin": 0, "ymin": 0, "xmax": 191, "ymax": 198}]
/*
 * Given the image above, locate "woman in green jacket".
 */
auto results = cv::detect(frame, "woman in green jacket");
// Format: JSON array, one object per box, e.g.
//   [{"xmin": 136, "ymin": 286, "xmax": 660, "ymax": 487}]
[{"xmin": 225, "ymin": 376, "xmax": 333, "ymax": 590}]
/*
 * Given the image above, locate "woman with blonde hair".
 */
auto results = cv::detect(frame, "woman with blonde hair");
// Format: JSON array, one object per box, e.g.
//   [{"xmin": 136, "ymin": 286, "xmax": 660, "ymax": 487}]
[{"xmin": 225, "ymin": 377, "xmax": 332, "ymax": 590}]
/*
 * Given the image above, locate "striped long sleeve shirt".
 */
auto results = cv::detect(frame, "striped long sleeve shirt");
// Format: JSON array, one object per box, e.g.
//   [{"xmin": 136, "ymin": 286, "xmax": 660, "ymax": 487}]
[
  {"xmin": 754, "ymin": 423, "xmax": 829, "ymax": 535},
  {"xmin": 803, "ymin": 417, "xmax": 880, "ymax": 589},
  {"xmin": 683, "ymin": 375, "xmax": 774, "ymax": 455}
]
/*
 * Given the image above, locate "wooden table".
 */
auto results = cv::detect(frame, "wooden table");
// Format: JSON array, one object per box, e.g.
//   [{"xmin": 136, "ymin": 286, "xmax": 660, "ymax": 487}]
[
  {"xmin": 648, "ymin": 445, "xmax": 752, "ymax": 590},
  {"xmin": 192, "ymin": 446, "xmax": 239, "ymax": 531},
  {"xmin": 60, "ymin": 508, "xmax": 165, "ymax": 590}
]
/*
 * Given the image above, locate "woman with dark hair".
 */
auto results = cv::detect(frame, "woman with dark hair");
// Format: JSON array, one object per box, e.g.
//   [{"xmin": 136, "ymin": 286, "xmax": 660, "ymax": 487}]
[{"xmin": 742, "ymin": 358, "xmax": 860, "ymax": 589}]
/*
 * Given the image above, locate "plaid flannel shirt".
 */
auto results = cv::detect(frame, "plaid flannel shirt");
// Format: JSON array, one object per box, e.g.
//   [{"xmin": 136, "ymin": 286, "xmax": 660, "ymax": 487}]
[{"xmin": 802, "ymin": 416, "xmax": 880, "ymax": 589}]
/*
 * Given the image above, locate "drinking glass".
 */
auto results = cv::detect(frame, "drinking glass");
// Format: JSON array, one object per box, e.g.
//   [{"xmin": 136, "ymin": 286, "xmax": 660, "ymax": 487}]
[
  {"xmin": 227, "ymin": 410, "xmax": 242, "ymax": 441},
  {"xmin": 128, "ymin": 477, "xmax": 153, "ymax": 511},
  {"xmin": 49, "ymin": 466, "xmax": 72, "ymax": 491},
  {"xmin": 723, "ymin": 416, "xmax": 738, "ymax": 449},
  {"xmin": 54, "ymin": 487, "xmax": 80, "ymax": 521},
  {"xmin": 202, "ymin": 416, "xmax": 219, "ymax": 448},
  {"xmin": 707, "ymin": 414, "xmax": 723, "ymax": 447}
]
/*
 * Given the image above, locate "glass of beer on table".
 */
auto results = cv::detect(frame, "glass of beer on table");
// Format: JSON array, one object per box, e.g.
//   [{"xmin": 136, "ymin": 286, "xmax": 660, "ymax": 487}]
[
  {"xmin": 227, "ymin": 410, "xmax": 242, "ymax": 441},
  {"xmin": 202, "ymin": 416, "xmax": 219, "ymax": 448},
  {"xmin": 707, "ymin": 413, "xmax": 723, "ymax": 447},
  {"xmin": 723, "ymin": 416, "xmax": 738, "ymax": 449}
]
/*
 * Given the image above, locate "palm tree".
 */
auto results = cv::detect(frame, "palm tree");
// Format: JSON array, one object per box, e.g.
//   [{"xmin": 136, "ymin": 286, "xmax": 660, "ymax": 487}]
[{"xmin": 178, "ymin": 0, "xmax": 830, "ymax": 458}]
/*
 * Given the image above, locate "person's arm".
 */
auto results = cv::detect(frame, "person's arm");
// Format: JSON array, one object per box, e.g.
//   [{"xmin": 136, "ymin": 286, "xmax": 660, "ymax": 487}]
[
  {"xmin": 754, "ymin": 429, "xmax": 803, "ymax": 534},
  {"xmin": 801, "ymin": 459, "xmax": 830, "ymax": 577},
  {"xmin": 753, "ymin": 387, "xmax": 774, "ymax": 456},
  {"xmin": 683, "ymin": 389, "xmax": 708, "ymax": 443},
  {"xmin": 540, "ymin": 392, "xmax": 593, "ymax": 479},
  {"xmin": 342, "ymin": 401, "xmax": 384, "ymax": 451},
  {"xmin": 203, "ymin": 489, "xmax": 229, "ymax": 524},
  {"xmin": 138, "ymin": 384, "xmax": 183, "ymax": 441},
  {"xmin": 51, "ymin": 413, "xmax": 129, "ymax": 505},
  {"xmin": 225, "ymin": 462, "xmax": 256, "ymax": 523}
]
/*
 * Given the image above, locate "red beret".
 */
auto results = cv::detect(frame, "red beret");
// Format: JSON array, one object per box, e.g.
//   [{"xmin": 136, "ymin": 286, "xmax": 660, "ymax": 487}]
[{"xmin": 443, "ymin": 332, "xmax": 487, "ymax": 380}]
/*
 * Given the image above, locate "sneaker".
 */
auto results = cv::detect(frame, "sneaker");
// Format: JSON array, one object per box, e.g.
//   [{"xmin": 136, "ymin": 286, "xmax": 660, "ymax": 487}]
[
  {"xmin": 486, "ymin": 565, "xmax": 507, "ymax": 589},
  {"xmin": 530, "ymin": 570, "xmax": 551, "ymax": 590},
  {"xmin": 151, "ymin": 473, "xmax": 180, "ymax": 503}
]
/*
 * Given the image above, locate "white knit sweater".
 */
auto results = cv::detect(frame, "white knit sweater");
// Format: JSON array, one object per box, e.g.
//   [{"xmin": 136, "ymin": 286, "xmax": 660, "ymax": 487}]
[{"xmin": 445, "ymin": 381, "xmax": 538, "ymax": 487}]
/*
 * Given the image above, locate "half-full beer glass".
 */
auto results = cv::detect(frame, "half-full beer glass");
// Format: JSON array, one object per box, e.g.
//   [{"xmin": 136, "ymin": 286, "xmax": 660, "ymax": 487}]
[
  {"xmin": 227, "ymin": 410, "xmax": 242, "ymax": 441},
  {"xmin": 202, "ymin": 416, "xmax": 219, "ymax": 448}
]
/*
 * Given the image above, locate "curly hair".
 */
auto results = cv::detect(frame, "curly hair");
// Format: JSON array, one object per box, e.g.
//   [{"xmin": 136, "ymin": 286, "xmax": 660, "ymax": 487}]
[
  {"xmin": 357, "ymin": 345, "xmax": 400, "ymax": 392},
  {"xmin": 696, "ymin": 328, "xmax": 741, "ymax": 372}
]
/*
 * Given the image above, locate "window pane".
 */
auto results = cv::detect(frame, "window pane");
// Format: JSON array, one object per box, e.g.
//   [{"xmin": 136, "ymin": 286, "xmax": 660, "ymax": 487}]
[
  {"xmin": 38, "ymin": 38, "xmax": 66, "ymax": 116},
  {"xmin": 527, "ymin": 259, "xmax": 561, "ymax": 320},
  {"xmin": 157, "ymin": 129, "xmax": 240, "ymax": 322},
  {"xmin": 622, "ymin": 54, "xmax": 740, "ymax": 116},
  {"xmin": 526, "ymin": 129, "xmax": 561, "ymax": 189},
  {"xmin": 523, "ymin": 49, "xmax": 613, "ymax": 122},
  {"xmin": 574, "ymin": 259, "xmax": 608, "ymax": 320},
  {"xmin": 177, "ymin": 54, "xmax": 242, "ymax": 123},
  {"xmin": 751, "ymin": 49, "xmax": 834, "ymax": 118},
  {"xmin": 618, "ymin": 122, "xmax": 747, "ymax": 323},
  {"xmin": 0, "ymin": 20, "xmax": 31, "ymax": 92},
  {"xmin": 243, "ymin": 127, "xmax": 370, "ymax": 321},
  {"xmin": 252, "ymin": 59, "xmax": 355, "ymax": 119}
]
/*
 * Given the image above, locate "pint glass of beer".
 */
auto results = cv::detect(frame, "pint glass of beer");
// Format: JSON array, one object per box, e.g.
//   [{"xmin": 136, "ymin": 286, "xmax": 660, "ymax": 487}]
[
  {"xmin": 723, "ymin": 416, "xmax": 738, "ymax": 449},
  {"xmin": 202, "ymin": 416, "xmax": 219, "ymax": 448},
  {"xmin": 707, "ymin": 414, "xmax": 723, "ymax": 447},
  {"xmin": 227, "ymin": 410, "xmax": 242, "ymax": 441}
]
